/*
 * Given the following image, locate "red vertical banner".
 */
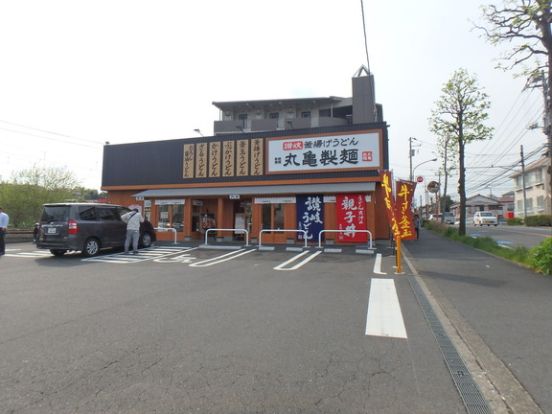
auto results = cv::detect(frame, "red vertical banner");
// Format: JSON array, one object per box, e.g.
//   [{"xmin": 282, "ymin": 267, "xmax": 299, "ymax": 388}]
[
  {"xmin": 336, "ymin": 193, "xmax": 368, "ymax": 242},
  {"xmin": 395, "ymin": 180, "xmax": 417, "ymax": 240},
  {"xmin": 382, "ymin": 171, "xmax": 400, "ymax": 239}
]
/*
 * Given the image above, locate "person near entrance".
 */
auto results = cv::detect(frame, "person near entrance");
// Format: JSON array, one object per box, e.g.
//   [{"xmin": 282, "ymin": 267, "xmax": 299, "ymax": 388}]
[
  {"xmin": 0, "ymin": 207, "xmax": 9, "ymax": 256},
  {"xmin": 201, "ymin": 210, "xmax": 216, "ymax": 235},
  {"xmin": 121, "ymin": 208, "xmax": 144, "ymax": 254}
]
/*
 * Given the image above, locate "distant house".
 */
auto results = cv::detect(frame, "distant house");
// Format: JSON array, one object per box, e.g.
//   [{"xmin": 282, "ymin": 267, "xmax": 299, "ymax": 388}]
[
  {"xmin": 510, "ymin": 155, "xmax": 551, "ymax": 217},
  {"xmin": 497, "ymin": 191, "xmax": 515, "ymax": 219},
  {"xmin": 450, "ymin": 194, "xmax": 503, "ymax": 221}
]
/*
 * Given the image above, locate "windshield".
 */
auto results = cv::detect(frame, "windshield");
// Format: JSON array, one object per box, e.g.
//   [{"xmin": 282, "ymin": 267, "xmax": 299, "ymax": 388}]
[
  {"xmin": 481, "ymin": 212, "xmax": 494, "ymax": 217},
  {"xmin": 41, "ymin": 206, "xmax": 69, "ymax": 223}
]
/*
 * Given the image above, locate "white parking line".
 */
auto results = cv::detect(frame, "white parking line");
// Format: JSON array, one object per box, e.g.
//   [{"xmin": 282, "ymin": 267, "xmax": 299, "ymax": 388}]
[
  {"xmin": 373, "ymin": 253, "xmax": 386, "ymax": 274},
  {"xmin": 82, "ymin": 246, "xmax": 193, "ymax": 264},
  {"xmin": 189, "ymin": 248, "xmax": 256, "ymax": 267},
  {"xmin": 273, "ymin": 250, "xmax": 322, "ymax": 271},
  {"xmin": 365, "ymin": 278, "xmax": 407, "ymax": 339}
]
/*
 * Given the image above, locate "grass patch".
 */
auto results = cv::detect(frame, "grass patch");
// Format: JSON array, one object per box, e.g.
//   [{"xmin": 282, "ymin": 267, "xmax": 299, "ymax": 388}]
[{"xmin": 424, "ymin": 221, "xmax": 550, "ymax": 275}]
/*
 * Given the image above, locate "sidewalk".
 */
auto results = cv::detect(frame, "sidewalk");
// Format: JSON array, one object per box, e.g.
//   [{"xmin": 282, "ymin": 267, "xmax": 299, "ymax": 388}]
[{"xmin": 403, "ymin": 228, "xmax": 552, "ymax": 413}]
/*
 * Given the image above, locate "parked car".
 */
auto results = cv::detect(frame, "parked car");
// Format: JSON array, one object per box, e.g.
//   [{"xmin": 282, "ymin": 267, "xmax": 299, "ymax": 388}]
[
  {"xmin": 443, "ymin": 212, "xmax": 455, "ymax": 225},
  {"xmin": 473, "ymin": 211, "xmax": 498, "ymax": 226},
  {"xmin": 36, "ymin": 203, "xmax": 156, "ymax": 256}
]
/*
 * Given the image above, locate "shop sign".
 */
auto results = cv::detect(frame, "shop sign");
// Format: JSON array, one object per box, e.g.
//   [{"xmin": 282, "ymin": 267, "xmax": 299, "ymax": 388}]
[
  {"xmin": 155, "ymin": 199, "xmax": 185, "ymax": 206},
  {"xmin": 237, "ymin": 140, "xmax": 249, "ymax": 176},
  {"xmin": 144, "ymin": 200, "xmax": 152, "ymax": 208},
  {"xmin": 336, "ymin": 193, "xmax": 367, "ymax": 242},
  {"xmin": 192, "ymin": 200, "xmax": 203, "ymax": 206},
  {"xmin": 183, "ymin": 144, "xmax": 195, "ymax": 178},
  {"xmin": 254, "ymin": 197, "xmax": 296, "ymax": 204},
  {"xmin": 267, "ymin": 132, "xmax": 380, "ymax": 173},
  {"xmin": 297, "ymin": 195, "xmax": 324, "ymax": 241},
  {"xmin": 395, "ymin": 180, "xmax": 417, "ymax": 240},
  {"xmin": 323, "ymin": 195, "xmax": 336, "ymax": 203},
  {"xmin": 382, "ymin": 171, "xmax": 400, "ymax": 239},
  {"xmin": 229, "ymin": 194, "xmax": 240, "ymax": 200},
  {"xmin": 251, "ymin": 138, "xmax": 264, "ymax": 175},
  {"xmin": 209, "ymin": 141, "xmax": 221, "ymax": 177},
  {"xmin": 222, "ymin": 141, "xmax": 235, "ymax": 177}
]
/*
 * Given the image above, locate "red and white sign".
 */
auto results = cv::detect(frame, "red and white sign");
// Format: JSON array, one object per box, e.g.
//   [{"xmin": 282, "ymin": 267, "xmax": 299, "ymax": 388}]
[
  {"xmin": 416, "ymin": 176, "xmax": 424, "ymax": 183},
  {"xmin": 268, "ymin": 132, "xmax": 381, "ymax": 173},
  {"xmin": 336, "ymin": 193, "xmax": 367, "ymax": 243}
]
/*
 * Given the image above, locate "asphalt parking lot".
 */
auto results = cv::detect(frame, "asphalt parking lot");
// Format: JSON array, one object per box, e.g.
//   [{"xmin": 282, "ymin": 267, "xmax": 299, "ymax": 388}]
[{"xmin": 0, "ymin": 242, "xmax": 467, "ymax": 413}]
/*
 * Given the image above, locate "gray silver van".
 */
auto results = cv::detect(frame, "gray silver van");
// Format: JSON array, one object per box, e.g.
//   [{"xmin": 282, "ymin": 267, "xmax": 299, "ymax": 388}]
[{"xmin": 37, "ymin": 203, "xmax": 155, "ymax": 256}]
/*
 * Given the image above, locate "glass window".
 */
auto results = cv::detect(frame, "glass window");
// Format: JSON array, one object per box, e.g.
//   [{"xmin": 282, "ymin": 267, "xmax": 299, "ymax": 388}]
[
  {"xmin": 96, "ymin": 207, "xmax": 118, "ymax": 221},
  {"xmin": 238, "ymin": 113, "xmax": 248, "ymax": 120},
  {"xmin": 301, "ymin": 111, "xmax": 311, "ymax": 118},
  {"xmin": 262, "ymin": 204, "xmax": 271, "ymax": 230},
  {"xmin": 41, "ymin": 206, "xmax": 69, "ymax": 223},
  {"xmin": 537, "ymin": 196, "xmax": 544, "ymax": 208},
  {"xmin": 79, "ymin": 206, "xmax": 96, "ymax": 221},
  {"xmin": 274, "ymin": 204, "xmax": 284, "ymax": 229},
  {"xmin": 319, "ymin": 109, "xmax": 331, "ymax": 117},
  {"xmin": 171, "ymin": 204, "xmax": 184, "ymax": 232},
  {"xmin": 158, "ymin": 205, "xmax": 170, "ymax": 228},
  {"xmin": 269, "ymin": 112, "xmax": 279, "ymax": 119}
]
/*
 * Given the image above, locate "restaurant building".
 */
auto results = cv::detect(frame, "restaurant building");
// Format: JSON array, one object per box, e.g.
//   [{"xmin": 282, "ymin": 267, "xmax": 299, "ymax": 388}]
[{"xmin": 102, "ymin": 68, "xmax": 391, "ymax": 244}]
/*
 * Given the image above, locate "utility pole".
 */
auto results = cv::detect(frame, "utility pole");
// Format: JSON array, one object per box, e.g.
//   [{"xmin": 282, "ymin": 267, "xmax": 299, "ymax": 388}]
[
  {"xmin": 409, "ymin": 137, "xmax": 416, "ymax": 181},
  {"xmin": 542, "ymin": 71, "xmax": 552, "ymax": 215},
  {"xmin": 520, "ymin": 145, "xmax": 528, "ymax": 219}
]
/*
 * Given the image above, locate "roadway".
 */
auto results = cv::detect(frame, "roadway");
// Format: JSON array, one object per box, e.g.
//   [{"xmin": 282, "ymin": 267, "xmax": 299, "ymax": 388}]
[
  {"xmin": 1, "ymin": 238, "xmax": 551, "ymax": 413},
  {"xmin": 463, "ymin": 223, "xmax": 550, "ymax": 249}
]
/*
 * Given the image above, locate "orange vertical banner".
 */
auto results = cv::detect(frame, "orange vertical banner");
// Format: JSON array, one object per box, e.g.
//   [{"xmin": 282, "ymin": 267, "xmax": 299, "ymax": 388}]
[{"xmin": 395, "ymin": 180, "xmax": 417, "ymax": 241}]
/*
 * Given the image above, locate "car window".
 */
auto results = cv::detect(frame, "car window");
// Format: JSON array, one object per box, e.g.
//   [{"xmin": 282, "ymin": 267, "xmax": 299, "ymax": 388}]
[
  {"xmin": 78, "ymin": 206, "xmax": 96, "ymax": 221},
  {"xmin": 96, "ymin": 207, "xmax": 119, "ymax": 221},
  {"xmin": 41, "ymin": 206, "xmax": 69, "ymax": 223},
  {"xmin": 481, "ymin": 212, "xmax": 494, "ymax": 217},
  {"xmin": 118, "ymin": 207, "xmax": 131, "ymax": 219}
]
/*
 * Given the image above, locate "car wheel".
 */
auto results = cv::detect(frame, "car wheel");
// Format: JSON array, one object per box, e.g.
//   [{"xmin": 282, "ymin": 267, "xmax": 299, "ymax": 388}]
[
  {"xmin": 82, "ymin": 238, "xmax": 100, "ymax": 257},
  {"xmin": 140, "ymin": 232, "xmax": 152, "ymax": 248},
  {"xmin": 50, "ymin": 249, "xmax": 67, "ymax": 257}
]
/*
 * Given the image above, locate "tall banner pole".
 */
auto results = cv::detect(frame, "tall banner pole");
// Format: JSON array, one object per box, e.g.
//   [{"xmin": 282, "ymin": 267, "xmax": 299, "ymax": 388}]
[{"xmin": 396, "ymin": 237, "xmax": 402, "ymax": 273}]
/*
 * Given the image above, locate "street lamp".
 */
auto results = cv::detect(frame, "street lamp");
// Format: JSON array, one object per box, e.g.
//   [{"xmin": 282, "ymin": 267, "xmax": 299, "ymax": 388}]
[
  {"xmin": 412, "ymin": 158, "xmax": 438, "ymax": 179},
  {"xmin": 193, "ymin": 128, "xmax": 204, "ymax": 137}
]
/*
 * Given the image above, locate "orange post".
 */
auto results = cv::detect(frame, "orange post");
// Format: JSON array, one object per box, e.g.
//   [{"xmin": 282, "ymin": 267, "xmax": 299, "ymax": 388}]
[{"xmin": 396, "ymin": 237, "xmax": 402, "ymax": 273}]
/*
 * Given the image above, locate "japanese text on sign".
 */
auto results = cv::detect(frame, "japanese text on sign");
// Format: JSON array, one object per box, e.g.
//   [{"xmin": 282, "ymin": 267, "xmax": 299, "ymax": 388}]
[
  {"xmin": 297, "ymin": 195, "xmax": 324, "ymax": 241},
  {"xmin": 267, "ymin": 132, "xmax": 380, "ymax": 173},
  {"xmin": 336, "ymin": 193, "xmax": 367, "ymax": 243}
]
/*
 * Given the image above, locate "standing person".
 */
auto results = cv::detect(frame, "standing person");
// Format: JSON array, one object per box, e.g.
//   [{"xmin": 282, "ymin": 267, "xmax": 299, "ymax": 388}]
[
  {"xmin": 414, "ymin": 214, "xmax": 420, "ymax": 240},
  {"xmin": 0, "ymin": 207, "xmax": 9, "ymax": 256},
  {"xmin": 121, "ymin": 208, "xmax": 144, "ymax": 254}
]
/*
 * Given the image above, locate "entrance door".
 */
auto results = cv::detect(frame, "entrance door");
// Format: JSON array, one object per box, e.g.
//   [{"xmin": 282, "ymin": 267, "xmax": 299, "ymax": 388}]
[{"xmin": 261, "ymin": 203, "xmax": 287, "ymax": 244}]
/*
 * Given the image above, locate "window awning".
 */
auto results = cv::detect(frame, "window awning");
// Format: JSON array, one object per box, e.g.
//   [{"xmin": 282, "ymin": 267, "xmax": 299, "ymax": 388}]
[{"xmin": 133, "ymin": 182, "xmax": 376, "ymax": 198}]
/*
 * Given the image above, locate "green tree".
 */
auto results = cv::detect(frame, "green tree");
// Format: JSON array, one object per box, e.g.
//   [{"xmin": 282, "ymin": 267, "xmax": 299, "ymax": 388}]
[
  {"xmin": 430, "ymin": 69, "xmax": 493, "ymax": 235},
  {"xmin": 436, "ymin": 133, "xmax": 457, "ymax": 223},
  {"xmin": 477, "ymin": 0, "xmax": 552, "ymax": 215},
  {"xmin": 0, "ymin": 166, "xmax": 81, "ymax": 228}
]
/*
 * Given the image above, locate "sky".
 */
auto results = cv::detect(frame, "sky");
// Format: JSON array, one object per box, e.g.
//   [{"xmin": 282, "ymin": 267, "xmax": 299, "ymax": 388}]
[{"xmin": 0, "ymin": 0, "xmax": 547, "ymax": 202}]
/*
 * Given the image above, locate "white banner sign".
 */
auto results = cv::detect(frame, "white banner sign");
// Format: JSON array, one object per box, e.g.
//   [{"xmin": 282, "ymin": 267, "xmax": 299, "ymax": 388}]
[
  {"xmin": 155, "ymin": 199, "xmax": 185, "ymax": 205},
  {"xmin": 254, "ymin": 197, "xmax": 296, "ymax": 204},
  {"xmin": 267, "ymin": 132, "xmax": 381, "ymax": 173}
]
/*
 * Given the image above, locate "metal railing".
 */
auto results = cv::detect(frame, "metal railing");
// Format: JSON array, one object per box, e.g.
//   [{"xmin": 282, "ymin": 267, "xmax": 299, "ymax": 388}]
[
  {"xmin": 317, "ymin": 229, "xmax": 373, "ymax": 250},
  {"xmin": 204, "ymin": 228, "xmax": 249, "ymax": 246},
  {"xmin": 154, "ymin": 227, "xmax": 177, "ymax": 244},
  {"xmin": 258, "ymin": 229, "xmax": 307, "ymax": 249}
]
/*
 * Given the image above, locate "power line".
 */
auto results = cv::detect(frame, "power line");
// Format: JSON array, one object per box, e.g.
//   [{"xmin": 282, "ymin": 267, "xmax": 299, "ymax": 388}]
[
  {"xmin": 359, "ymin": 0, "xmax": 370, "ymax": 71},
  {"xmin": 0, "ymin": 127, "xmax": 100, "ymax": 149},
  {"xmin": 0, "ymin": 119, "xmax": 103, "ymax": 146}
]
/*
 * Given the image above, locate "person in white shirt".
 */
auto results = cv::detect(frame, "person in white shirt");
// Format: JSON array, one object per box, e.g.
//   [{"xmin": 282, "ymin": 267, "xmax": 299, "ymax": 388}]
[
  {"xmin": 121, "ymin": 208, "xmax": 144, "ymax": 254},
  {"xmin": 0, "ymin": 207, "xmax": 9, "ymax": 256}
]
